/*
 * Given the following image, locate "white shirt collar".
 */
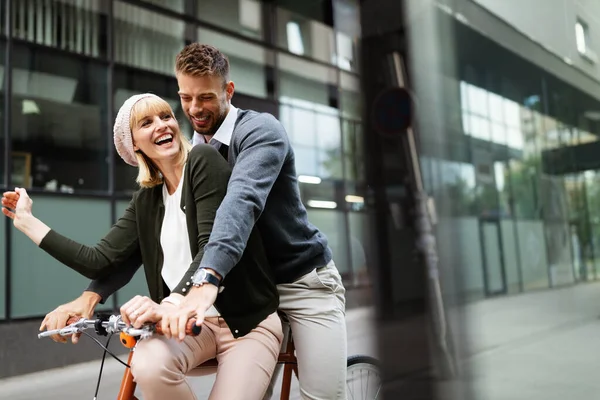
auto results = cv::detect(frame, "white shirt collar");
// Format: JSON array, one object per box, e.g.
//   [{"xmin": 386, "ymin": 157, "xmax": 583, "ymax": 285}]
[{"xmin": 192, "ymin": 104, "xmax": 238, "ymax": 146}]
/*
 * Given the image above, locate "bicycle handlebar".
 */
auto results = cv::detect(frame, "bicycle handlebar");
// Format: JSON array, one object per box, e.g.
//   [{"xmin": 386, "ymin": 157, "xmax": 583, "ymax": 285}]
[{"xmin": 38, "ymin": 314, "xmax": 201, "ymax": 339}]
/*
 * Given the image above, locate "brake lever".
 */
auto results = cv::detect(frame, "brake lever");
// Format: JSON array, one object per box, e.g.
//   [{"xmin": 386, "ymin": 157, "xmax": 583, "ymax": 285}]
[{"xmin": 38, "ymin": 326, "xmax": 80, "ymax": 338}]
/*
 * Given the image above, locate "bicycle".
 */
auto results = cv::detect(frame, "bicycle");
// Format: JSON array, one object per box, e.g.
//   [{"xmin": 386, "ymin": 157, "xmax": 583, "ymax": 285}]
[{"xmin": 39, "ymin": 314, "xmax": 381, "ymax": 400}]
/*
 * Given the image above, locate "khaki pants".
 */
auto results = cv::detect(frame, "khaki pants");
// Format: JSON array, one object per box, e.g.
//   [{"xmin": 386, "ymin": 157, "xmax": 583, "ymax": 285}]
[
  {"xmin": 264, "ymin": 260, "xmax": 348, "ymax": 400},
  {"xmin": 130, "ymin": 312, "xmax": 283, "ymax": 400}
]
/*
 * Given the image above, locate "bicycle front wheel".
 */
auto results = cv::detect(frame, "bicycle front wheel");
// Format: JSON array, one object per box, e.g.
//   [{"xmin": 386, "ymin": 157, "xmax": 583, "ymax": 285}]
[{"xmin": 346, "ymin": 355, "xmax": 381, "ymax": 400}]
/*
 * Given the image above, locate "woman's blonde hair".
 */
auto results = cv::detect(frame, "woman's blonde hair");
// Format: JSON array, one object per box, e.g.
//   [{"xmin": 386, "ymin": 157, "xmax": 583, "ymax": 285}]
[{"xmin": 129, "ymin": 97, "xmax": 193, "ymax": 188}]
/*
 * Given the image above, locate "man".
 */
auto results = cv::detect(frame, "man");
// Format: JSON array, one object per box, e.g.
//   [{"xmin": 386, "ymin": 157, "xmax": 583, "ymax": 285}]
[{"xmin": 41, "ymin": 43, "xmax": 347, "ymax": 400}]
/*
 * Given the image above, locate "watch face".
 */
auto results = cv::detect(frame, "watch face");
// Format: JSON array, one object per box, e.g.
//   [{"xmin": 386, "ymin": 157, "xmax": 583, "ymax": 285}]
[{"xmin": 193, "ymin": 269, "xmax": 207, "ymax": 283}]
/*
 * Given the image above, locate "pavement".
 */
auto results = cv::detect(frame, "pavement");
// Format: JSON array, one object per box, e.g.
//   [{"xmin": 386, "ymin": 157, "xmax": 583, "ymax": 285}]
[
  {"xmin": 460, "ymin": 281, "xmax": 600, "ymax": 400},
  {"xmin": 2, "ymin": 281, "xmax": 600, "ymax": 400}
]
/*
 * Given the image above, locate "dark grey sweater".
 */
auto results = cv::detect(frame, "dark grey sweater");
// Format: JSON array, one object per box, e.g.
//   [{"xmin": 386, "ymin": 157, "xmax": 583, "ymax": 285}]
[
  {"xmin": 202, "ymin": 109, "xmax": 332, "ymax": 283},
  {"xmin": 88, "ymin": 108, "xmax": 332, "ymax": 300}
]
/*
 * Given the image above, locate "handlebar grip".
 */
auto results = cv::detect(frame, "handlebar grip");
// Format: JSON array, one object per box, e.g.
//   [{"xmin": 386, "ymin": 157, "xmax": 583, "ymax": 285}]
[{"xmin": 154, "ymin": 319, "xmax": 202, "ymax": 336}]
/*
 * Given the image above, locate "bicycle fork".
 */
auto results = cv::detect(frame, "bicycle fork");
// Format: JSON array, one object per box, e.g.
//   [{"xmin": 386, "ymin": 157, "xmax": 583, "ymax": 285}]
[{"xmin": 114, "ymin": 350, "xmax": 138, "ymax": 400}]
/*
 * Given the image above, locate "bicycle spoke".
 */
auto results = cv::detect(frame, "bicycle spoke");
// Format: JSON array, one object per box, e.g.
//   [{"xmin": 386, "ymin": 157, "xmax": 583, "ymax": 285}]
[
  {"xmin": 347, "ymin": 370, "xmax": 356, "ymax": 400},
  {"xmin": 374, "ymin": 383, "xmax": 381, "ymax": 400},
  {"xmin": 361, "ymin": 370, "xmax": 364, "ymax": 400},
  {"xmin": 364, "ymin": 371, "xmax": 369, "ymax": 400},
  {"xmin": 347, "ymin": 379, "xmax": 353, "ymax": 399}
]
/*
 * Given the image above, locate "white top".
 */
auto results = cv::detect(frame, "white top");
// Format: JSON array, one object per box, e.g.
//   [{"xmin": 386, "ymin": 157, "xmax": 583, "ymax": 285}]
[
  {"xmin": 192, "ymin": 104, "xmax": 238, "ymax": 146},
  {"xmin": 160, "ymin": 165, "xmax": 220, "ymax": 317}
]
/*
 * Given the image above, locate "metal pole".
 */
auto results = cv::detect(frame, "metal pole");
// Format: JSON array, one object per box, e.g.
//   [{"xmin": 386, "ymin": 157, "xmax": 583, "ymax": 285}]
[{"xmin": 4, "ymin": 0, "xmax": 13, "ymax": 320}]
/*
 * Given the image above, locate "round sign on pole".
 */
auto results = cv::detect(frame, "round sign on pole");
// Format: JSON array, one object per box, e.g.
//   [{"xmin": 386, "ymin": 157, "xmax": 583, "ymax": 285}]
[{"xmin": 372, "ymin": 87, "xmax": 414, "ymax": 136}]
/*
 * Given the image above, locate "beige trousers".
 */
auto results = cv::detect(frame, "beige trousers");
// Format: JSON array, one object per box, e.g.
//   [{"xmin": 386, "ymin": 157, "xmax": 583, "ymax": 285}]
[
  {"xmin": 264, "ymin": 260, "xmax": 348, "ymax": 400},
  {"xmin": 130, "ymin": 311, "xmax": 283, "ymax": 400}
]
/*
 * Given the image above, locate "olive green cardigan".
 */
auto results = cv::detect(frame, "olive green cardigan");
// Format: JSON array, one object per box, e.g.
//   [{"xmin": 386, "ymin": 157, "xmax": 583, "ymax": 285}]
[{"xmin": 39, "ymin": 144, "xmax": 278, "ymax": 338}]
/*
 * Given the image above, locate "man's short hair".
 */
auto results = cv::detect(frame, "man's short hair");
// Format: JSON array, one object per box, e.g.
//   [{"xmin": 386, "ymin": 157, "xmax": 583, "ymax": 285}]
[{"xmin": 175, "ymin": 43, "xmax": 230, "ymax": 85}]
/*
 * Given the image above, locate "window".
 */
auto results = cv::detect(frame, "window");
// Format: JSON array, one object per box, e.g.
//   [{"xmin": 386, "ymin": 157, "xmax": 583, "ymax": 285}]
[
  {"xmin": 460, "ymin": 81, "xmax": 524, "ymax": 150},
  {"xmin": 11, "ymin": 0, "xmax": 108, "ymax": 58},
  {"xmin": 114, "ymin": 1, "xmax": 185, "ymax": 76},
  {"xmin": 342, "ymin": 119, "xmax": 365, "ymax": 184},
  {"xmin": 340, "ymin": 72, "xmax": 361, "ymax": 119},
  {"xmin": 286, "ymin": 21, "xmax": 305, "ymax": 55},
  {"xmin": 197, "ymin": 0, "xmax": 263, "ymax": 40},
  {"xmin": 280, "ymin": 97, "xmax": 342, "ymax": 181},
  {"xmin": 279, "ymin": 98, "xmax": 343, "ymax": 208},
  {"xmin": 239, "ymin": 0, "xmax": 262, "ymax": 33},
  {"xmin": 278, "ymin": 54, "xmax": 337, "ymax": 106},
  {"xmin": 10, "ymin": 43, "xmax": 109, "ymax": 193},
  {"xmin": 575, "ymin": 20, "xmax": 588, "ymax": 54},
  {"xmin": 335, "ymin": 32, "xmax": 355, "ymax": 71},
  {"xmin": 575, "ymin": 19, "xmax": 596, "ymax": 63},
  {"xmin": 277, "ymin": 7, "xmax": 335, "ymax": 65}
]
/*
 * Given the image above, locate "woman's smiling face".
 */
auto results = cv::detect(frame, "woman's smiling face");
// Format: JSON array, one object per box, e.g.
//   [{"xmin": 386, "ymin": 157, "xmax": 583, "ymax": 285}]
[{"xmin": 130, "ymin": 98, "xmax": 182, "ymax": 164}]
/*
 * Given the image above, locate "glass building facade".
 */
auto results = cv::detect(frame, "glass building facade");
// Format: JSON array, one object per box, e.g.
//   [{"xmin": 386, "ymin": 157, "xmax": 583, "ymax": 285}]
[
  {"xmin": 377, "ymin": 0, "xmax": 600, "ymax": 398},
  {"xmin": 0, "ymin": 0, "xmax": 366, "ymax": 321},
  {"xmin": 422, "ymin": 0, "xmax": 600, "ymax": 304}
]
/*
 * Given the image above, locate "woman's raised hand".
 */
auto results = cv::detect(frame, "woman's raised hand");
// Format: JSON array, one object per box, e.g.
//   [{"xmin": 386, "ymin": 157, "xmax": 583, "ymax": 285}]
[
  {"xmin": 1, "ymin": 188, "xmax": 34, "ymax": 225},
  {"xmin": 1, "ymin": 188, "xmax": 49, "ymax": 245}
]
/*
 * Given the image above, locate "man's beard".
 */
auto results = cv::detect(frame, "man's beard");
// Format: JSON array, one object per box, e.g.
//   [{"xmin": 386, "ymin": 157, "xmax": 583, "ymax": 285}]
[{"xmin": 190, "ymin": 108, "xmax": 226, "ymax": 135}]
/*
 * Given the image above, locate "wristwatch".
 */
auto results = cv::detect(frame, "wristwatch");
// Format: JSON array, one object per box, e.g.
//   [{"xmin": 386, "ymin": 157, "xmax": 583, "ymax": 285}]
[{"xmin": 191, "ymin": 268, "xmax": 221, "ymax": 289}]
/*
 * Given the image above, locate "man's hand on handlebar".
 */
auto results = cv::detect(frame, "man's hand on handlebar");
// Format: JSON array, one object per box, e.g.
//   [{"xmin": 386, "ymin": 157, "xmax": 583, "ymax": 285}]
[
  {"xmin": 40, "ymin": 291, "xmax": 102, "ymax": 344},
  {"xmin": 161, "ymin": 284, "xmax": 218, "ymax": 341}
]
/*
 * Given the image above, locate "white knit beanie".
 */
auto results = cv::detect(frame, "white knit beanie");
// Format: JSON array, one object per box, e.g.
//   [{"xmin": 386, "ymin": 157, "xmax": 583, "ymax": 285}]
[{"xmin": 113, "ymin": 93, "xmax": 162, "ymax": 167}]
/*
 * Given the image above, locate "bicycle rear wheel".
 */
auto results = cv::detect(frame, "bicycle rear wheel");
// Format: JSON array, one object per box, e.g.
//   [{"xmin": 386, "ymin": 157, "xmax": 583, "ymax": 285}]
[{"xmin": 346, "ymin": 355, "xmax": 381, "ymax": 400}]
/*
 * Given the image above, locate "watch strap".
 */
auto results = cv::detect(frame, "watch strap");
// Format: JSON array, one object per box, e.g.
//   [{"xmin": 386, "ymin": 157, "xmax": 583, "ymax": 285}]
[{"xmin": 192, "ymin": 268, "xmax": 221, "ymax": 287}]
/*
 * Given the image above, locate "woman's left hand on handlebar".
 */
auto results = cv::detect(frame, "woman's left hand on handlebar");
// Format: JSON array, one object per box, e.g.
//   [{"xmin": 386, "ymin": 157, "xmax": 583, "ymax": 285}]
[{"xmin": 120, "ymin": 295, "xmax": 172, "ymax": 329}]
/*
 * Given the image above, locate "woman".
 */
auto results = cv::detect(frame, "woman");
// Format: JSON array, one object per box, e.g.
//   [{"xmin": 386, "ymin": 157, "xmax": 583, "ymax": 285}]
[{"xmin": 1, "ymin": 93, "xmax": 283, "ymax": 400}]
